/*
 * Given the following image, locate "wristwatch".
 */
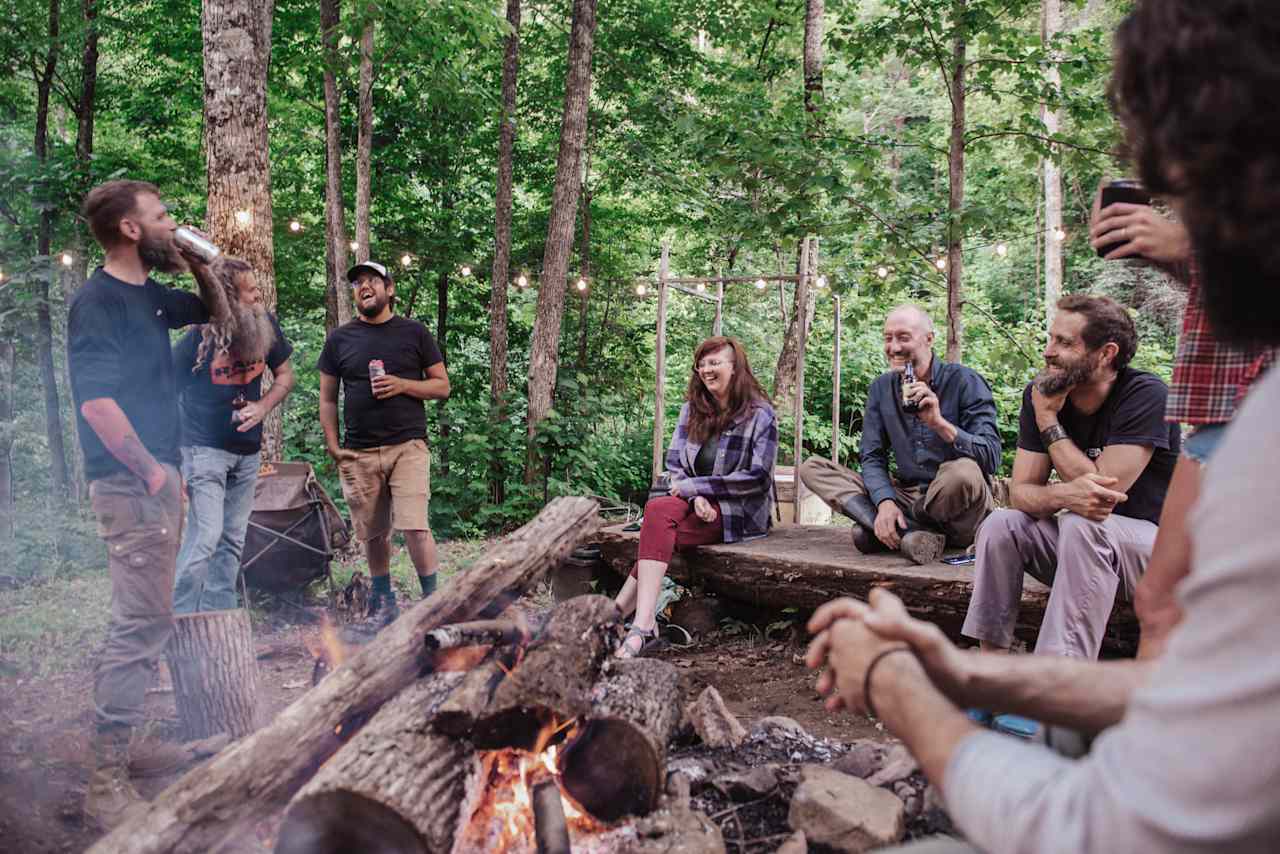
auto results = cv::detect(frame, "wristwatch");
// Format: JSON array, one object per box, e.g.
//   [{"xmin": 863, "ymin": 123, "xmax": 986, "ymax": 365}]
[{"xmin": 1039, "ymin": 423, "xmax": 1070, "ymax": 447}]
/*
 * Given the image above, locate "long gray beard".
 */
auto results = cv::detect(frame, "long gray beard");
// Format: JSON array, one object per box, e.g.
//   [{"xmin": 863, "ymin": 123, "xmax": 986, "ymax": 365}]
[{"xmin": 232, "ymin": 305, "xmax": 277, "ymax": 363}]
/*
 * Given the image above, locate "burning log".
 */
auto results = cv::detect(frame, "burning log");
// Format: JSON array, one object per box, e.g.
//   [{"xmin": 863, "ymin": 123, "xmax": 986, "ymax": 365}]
[
  {"xmin": 435, "ymin": 594, "xmax": 623, "ymax": 750},
  {"xmin": 274, "ymin": 674, "xmax": 475, "ymax": 854},
  {"xmin": 89, "ymin": 496, "xmax": 601, "ymax": 854},
  {"xmin": 532, "ymin": 780, "xmax": 571, "ymax": 854},
  {"xmin": 166, "ymin": 609, "xmax": 260, "ymax": 740},
  {"xmin": 561, "ymin": 657, "xmax": 682, "ymax": 822},
  {"xmin": 423, "ymin": 617, "xmax": 529, "ymax": 652}
]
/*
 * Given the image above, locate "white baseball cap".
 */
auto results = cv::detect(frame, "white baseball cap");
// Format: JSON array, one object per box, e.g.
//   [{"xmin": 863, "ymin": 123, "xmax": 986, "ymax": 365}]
[{"xmin": 347, "ymin": 261, "xmax": 389, "ymax": 283}]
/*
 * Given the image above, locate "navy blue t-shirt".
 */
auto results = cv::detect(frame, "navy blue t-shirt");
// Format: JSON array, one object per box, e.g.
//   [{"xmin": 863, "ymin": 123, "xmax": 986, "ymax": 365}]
[
  {"xmin": 67, "ymin": 267, "xmax": 209, "ymax": 481},
  {"xmin": 316, "ymin": 316, "xmax": 443, "ymax": 449},
  {"xmin": 173, "ymin": 315, "xmax": 293, "ymax": 455}
]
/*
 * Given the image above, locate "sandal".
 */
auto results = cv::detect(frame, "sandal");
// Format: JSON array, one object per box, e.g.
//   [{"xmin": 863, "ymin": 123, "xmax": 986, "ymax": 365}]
[{"xmin": 617, "ymin": 623, "xmax": 661, "ymax": 659}]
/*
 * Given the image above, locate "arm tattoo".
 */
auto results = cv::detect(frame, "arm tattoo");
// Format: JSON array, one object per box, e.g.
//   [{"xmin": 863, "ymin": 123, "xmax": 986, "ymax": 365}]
[{"xmin": 114, "ymin": 432, "xmax": 162, "ymax": 482}]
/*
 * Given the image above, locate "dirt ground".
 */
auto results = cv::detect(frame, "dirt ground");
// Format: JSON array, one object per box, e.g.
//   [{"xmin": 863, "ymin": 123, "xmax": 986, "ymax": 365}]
[{"xmin": 0, "ymin": 583, "xmax": 886, "ymax": 854}]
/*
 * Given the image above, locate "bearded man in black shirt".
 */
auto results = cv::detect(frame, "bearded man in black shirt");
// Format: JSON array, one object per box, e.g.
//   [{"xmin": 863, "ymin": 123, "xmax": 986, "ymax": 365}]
[
  {"xmin": 318, "ymin": 262, "xmax": 450, "ymax": 632},
  {"xmin": 67, "ymin": 179, "xmax": 229, "ymax": 829},
  {"xmin": 963, "ymin": 294, "xmax": 1180, "ymax": 662}
]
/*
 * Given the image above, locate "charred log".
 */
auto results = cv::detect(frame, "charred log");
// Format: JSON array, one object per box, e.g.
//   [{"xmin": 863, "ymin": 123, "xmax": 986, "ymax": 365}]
[
  {"xmin": 561, "ymin": 657, "xmax": 681, "ymax": 822},
  {"xmin": 424, "ymin": 617, "xmax": 530, "ymax": 652}
]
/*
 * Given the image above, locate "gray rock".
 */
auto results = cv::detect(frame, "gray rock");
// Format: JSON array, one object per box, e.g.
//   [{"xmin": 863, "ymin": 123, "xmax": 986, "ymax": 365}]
[
  {"xmin": 754, "ymin": 715, "xmax": 807, "ymax": 738},
  {"xmin": 623, "ymin": 799, "xmax": 727, "ymax": 854},
  {"xmin": 686, "ymin": 686, "xmax": 747, "ymax": 748},
  {"xmin": 865, "ymin": 744, "xmax": 919, "ymax": 787},
  {"xmin": 788, "ymin": 764, "xmax": 905, "ymax": 853},
  {"xmin": 776, "ymin": 830, "xmax": 807, "ymax": 854},
  {"xmin": 831, "ymin": 739, "xmax": 883, "ymax": 779},
  {"xmin": 714, "ymin": 765, "xmax": 779, "ymax": 801}
]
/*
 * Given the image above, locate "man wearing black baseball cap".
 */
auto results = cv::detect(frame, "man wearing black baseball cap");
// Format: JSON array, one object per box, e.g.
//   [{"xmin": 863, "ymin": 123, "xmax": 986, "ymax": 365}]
[{"xmin": 318, "ymin": 260, "xmax": 449, "ymax": 631}]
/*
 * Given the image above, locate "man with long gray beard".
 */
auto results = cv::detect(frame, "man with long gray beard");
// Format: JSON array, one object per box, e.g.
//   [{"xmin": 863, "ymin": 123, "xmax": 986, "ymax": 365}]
[
  {"xmin": 172, "ymin": 256, "xmax": 295, "ymax": 612},
  {"xmin": 68, "ymin": 179, "xmax": 229, "ymax": 829},
  {"xmin": 961, "ymin": 294, "xmax": 1180, "ymax": 661}
]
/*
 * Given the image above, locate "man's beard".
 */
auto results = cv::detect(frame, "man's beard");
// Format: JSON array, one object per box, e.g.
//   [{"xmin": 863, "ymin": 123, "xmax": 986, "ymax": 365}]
[
  {"xmin": 357, "ymin": 294, "xmax": 389, "ymax": 318},
  {"xmin": 138, "ymin": 232, "xmax": 184, "ymax": 274},
  {"xmin": 231, "ymin": 303, "xmax": 276, "ymax": 363},
  {"xmin": 1034, "ymin": 353, "xmax": 1097, "ymax": 396}
]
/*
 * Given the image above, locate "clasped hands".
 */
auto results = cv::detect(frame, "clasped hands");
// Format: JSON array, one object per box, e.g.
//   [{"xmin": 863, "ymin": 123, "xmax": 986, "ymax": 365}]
[
  {"xmin": 669, "ymin": 478, "xmax": 717, "ymax": 523},
  {"xmin": 805, "ymin": 588, "xmax": 966, "ymax": 715}
]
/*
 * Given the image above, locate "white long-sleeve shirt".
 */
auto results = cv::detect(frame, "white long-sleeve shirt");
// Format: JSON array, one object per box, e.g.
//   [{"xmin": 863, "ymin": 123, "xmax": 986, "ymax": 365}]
[{"xmin": 944, "ymin": 367, "xmax": 1280, "ymax": 853}]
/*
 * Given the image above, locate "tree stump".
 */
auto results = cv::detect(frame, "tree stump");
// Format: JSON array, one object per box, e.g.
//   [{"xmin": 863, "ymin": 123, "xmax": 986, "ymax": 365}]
[
  {"xmin": 166, "ymin": 609, "xmax": 259, "ymax": 740},
  {"xmin": 275, "ymin": 675, "xmax": 475, "ymax": 854},
  {"xmin": 561, "ymin": 657, "xmax": 681, "ymax": 821}
]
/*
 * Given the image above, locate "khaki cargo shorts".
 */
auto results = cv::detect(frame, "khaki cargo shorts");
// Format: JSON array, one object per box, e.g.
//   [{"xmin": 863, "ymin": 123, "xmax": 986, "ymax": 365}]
[{"xmin": 338, "ymin": 438, "xmax": 431, "ymax": 541}]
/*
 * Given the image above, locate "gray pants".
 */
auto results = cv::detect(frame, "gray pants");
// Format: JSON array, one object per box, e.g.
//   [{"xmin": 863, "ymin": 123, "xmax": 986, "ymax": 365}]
[{"xmin": 962, "ymin": 508, "xmax": 1155, "ymax": 658}]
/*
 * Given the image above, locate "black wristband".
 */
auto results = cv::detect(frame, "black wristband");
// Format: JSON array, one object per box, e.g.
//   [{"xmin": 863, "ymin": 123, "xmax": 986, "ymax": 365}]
[
  {"xmin": 1039, "ymin": 423, "xmax": 1069, "ymax": 447},
  {"xmin": 863, "ymin": 646, "xmax": 913, "ymax": 720}
]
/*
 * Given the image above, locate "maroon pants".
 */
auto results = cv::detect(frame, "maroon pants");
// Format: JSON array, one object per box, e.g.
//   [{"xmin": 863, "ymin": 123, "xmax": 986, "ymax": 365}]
[{"xmin": 631, "ymin": 495, "xmax": 724, "ymax": 577}]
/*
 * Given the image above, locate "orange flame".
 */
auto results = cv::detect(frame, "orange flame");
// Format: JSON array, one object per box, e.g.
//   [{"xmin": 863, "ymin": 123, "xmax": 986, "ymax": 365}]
[
  {"xmin": 317, "ymin": 614, "xmax": 348, "ymax": 669},
  {"xmin": 432, "ymin": 644, "xmax": 491, "ymax": 673}
]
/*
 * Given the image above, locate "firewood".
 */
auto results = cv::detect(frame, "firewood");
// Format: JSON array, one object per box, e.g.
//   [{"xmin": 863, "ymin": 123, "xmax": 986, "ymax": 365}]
[
  {"xmin": 423, "ymin": 617, "xmax": 529, "ymax": 652},
  {"xmin": 532, "ymin": 779, "xmax": 571, "ymax": 854},
  {"xmin": 88, "ymin": 497, "xmax": 600, "ymax": 854},
  {"xmin": 561, "ymin": 657, "xmax": 681, "ymax": 822},
  {"xmin": 274, "ymin": 674, "xmax": 474, "ymax": 854},
  {"xmin": 167, "ymin": 609, "xmax": 260, "ymax": 740}
]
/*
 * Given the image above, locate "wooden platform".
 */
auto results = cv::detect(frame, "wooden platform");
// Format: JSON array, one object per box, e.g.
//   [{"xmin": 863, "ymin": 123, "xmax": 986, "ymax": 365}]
[{"xmin": 591, "ymin": 523, "xmax": 1138, "ymax": 654}]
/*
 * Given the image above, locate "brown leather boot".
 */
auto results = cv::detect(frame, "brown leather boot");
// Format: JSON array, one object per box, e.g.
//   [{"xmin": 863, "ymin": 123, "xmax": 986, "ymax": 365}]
[{"xmin": 85, "ymin": 727, "xmax": 148, "ymax": 831}]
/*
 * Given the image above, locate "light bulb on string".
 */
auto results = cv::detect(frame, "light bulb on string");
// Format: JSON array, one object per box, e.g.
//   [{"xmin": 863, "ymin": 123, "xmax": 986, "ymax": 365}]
[
  {"xmin": 461, "ymin": 265, "xmax": 472, "ymax": 278},
  {"xmin": 996, "ymin": 243, "xmax": 1008, "ymax": 258},
  {"xmin": 289, "ymin": 220, "xmax": 302, "ymax": 233},
  {"xmin": 401, "ymin": 254, "xmax": 412, "ymax": 267},
  {"xmin": 235, "ymin": 210, "xmax": 252, "ymax": 227},
  {"xmin": 576, "ymin": 278, "xmax": 587, "ymax": 292},
  {"xmin": 350, "ymin": 241, "xmax": 359, "ymax": 252},
  {"xmin": 935, "ymin": 257, "xmax": 947, "ymax": 271},
  {"xmin": 636, "ymin": 283, "xmax": 647, "ymax": 296},
  {"xmin": 61, "ymin": 252, "xmax": 73, "ymax": 267},
  {"xmin": 1054, "ymin": 228, "xmax": 1067, "ymax": 242},
  {"xmin": 815, "ymin": 275, "xmax": 827, "ymax": 289},
  {"xmin": 755, "ymin": 278, "xmax": 767, "ymax": 290},
  {"xmin": 696, "ymin": 282, "xmax": 706, "ymax": 292},
  {"xmin": 517, "ymin": 274, "xmax": 528, "ymax": 288},
  {"xmin": 877, "ymin": 266, "xmax": 889, "ymax": 279}
]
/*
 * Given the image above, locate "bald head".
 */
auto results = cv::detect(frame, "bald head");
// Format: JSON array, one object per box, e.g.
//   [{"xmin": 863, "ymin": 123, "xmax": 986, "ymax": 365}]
[{"xmin": 883, "ymin": 304, "xmax": 936, "ymax": 375}]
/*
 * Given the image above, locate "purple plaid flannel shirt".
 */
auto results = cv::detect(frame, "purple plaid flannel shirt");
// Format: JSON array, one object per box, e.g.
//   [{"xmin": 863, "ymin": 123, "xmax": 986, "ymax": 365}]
[{"xmin": 667, "ymin": 400, "xmax": 778, "ymax": 543}]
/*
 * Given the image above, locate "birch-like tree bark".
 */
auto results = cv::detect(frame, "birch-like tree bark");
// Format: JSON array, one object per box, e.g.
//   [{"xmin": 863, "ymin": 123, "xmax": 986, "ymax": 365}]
[
  {"xmin": 202, "ymin": 0, "xmax": 280, "ymax": 457},
  {"xmin": 355, "ymin": 18, "xmax": 374, "ymax": 263},
  {"xmin": 524, "ymin": 0, "xmax": 598, "ymax": 483},
  {"xmin": 1041, "ymin": 0, "xmax": 1063, "ymax": 330},
  {"xmin": 321, "ymin": 0, "xmax": 352, "ymax": 330},
  {"xmin": 945, "ymin": 2, "xmax": 967, "ymax": 363}
]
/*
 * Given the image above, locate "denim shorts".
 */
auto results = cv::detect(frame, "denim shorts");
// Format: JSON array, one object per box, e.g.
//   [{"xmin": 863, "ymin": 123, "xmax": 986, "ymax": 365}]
[{"xmin": 1182, "ymin": 422, "xmax": 1229, "ymax": 465}]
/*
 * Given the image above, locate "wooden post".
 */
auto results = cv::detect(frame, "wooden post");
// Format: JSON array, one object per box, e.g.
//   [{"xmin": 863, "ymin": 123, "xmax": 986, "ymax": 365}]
[
  {"xmin": 166, "ymin": 609, "xmax": 260, "ymax": 740},
  {"xmin": 713, "ymin": 272, "xmax": 723, "ymax": 336},
  {"xmin": 793, "ymin": 237, "xmax": 812, "ymax": 511},
  {"xmin": 651, "ymin": 243, "xmax": 670, "ymax": 483},
  {"xmin": 832, "ymin": 293, "xmax": 841, "ymax": 465}
]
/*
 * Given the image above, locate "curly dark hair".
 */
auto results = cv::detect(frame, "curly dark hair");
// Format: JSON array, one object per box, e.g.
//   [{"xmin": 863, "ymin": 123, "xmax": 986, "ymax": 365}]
[
  {"xmin": 1110, "ymin": 0, "xmax": 1280, "ymax": 348},
  {"xmin": 1056, "ymin": 294, "xmax": 1138, "ymax": 372},
  {"xmin": 684, "ymin": 336, "xmax": 771, "ymax": 443}
]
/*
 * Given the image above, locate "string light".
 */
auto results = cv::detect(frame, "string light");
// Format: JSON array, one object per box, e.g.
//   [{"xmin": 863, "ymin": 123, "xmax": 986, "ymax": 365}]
[
  {"xmin": 289, "ymin": 220, "xmax": 302, "ymax": 232},
  {"xmin": 935, "ymin": 258, "xmax": 947, "ymax": 270},
  {"xmin": 235, "ymin": 210, "xmax": 252, "ymax": 226},
  {"xmin": 461, "ymin": 265, "xmax": 472, "ymax": 278},
  {"xmin": 877, "ymin": 266, "xmax": 889, "ymax": 279},
  {"xmin": 996, "ymin": 243, "xmax": 1008, "ymax": 257},
  {"xmin": 755, "ymin": 278, "xmax": 767, "ymax": 290},
  {"xmin": 636, "ymin": 283, "xmax": 647, "ymax": 296},
  {"xmin": 815, "ymin": 275, "xmax": 827, "ymax": 288},
  {"xmin": 696, "ymin": 282, "xmax": 706, "ymax": 292},
  {"xmin": 401, "ymin": 254, "xmax": 412, "ymax": 267},
  {"xmin": 350, "ymin": 241, "xmax": 359, "ymax": 252},
  {"xmin": 61, "ymin": 252, "xmax": 73, "ymax": 267},
  {"xmin": 1054, "ymin": 228, "xmax": 1067, "ymax": 241},
  {"xmin": 517, "ymin": 274, "xmax": 528, "ymax": 288},
  {"xmin": 576, "ymin": 278, "xmax": 587, "ymax": 291}
]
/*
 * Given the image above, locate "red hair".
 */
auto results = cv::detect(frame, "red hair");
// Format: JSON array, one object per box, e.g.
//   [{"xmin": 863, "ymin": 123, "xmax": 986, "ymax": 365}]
[{"xmin": 684, "ymin": 336, "xmax": 770, "ymax": 443}]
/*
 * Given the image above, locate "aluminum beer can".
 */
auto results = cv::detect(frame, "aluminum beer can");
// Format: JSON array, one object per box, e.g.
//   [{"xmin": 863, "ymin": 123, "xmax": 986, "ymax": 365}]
[
  {"xmin": 174, "ymin": 226, "xmax": 222, "ymax": 264},
  {"xmin": 369, "ymin": 359, "xmax": 387, "ymax": 386}
]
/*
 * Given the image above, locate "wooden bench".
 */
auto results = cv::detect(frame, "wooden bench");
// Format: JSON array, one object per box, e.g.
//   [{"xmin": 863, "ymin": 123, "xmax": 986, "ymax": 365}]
[{"xmin": 592, "ymin": 523, "xmax": 1139, "ymax": 655}]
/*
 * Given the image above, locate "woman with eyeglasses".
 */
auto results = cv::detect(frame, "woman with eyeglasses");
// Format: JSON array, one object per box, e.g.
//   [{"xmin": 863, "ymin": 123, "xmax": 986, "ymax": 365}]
[{"xmin": 615, "ymin": 336, "xmax": 779, "ymax": 658}]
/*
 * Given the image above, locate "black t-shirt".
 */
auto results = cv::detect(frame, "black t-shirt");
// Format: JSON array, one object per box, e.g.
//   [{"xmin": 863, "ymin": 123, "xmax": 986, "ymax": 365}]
[
  {"xmin": 67, "ymin": 267, "xmax": 209, "ymax": 481},
  {"xmin": 1017, "ymin": 367, "xmax": 1181, "ymax": 524},
  {"xmin": 316, "ymin": 316, "xmax": 444, "ymax": 449},
  {"xmin": 173, "ymin": 315, "xmax": 293, "ymax": 455}
]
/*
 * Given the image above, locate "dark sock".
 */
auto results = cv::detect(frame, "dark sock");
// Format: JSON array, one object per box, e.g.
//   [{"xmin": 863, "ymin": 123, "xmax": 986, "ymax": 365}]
[
  {"xmin": 371, "ymin": 574, "xmax": 392, "ymax": 598},
  {"xmin": 418, "ymin": 573, "xmax": 437, "ymax": 598}
]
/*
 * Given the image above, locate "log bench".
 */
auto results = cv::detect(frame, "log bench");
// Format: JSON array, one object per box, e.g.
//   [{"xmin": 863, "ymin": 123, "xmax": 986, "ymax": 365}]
[{"xmin": 592, "ymin": 523, "xmax": 1139, "ymax": 656}]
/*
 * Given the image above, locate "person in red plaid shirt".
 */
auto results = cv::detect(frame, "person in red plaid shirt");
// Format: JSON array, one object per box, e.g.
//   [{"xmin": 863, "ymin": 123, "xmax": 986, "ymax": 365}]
[{"xmin": 1090, "ymin": 190, "xmax": 1274, "ymax": 658}]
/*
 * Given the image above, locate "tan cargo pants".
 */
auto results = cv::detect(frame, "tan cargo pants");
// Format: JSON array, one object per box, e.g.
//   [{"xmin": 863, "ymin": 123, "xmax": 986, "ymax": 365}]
[{"xmin": 89, "ymin": 465, "xmax": 182, "ymax": 730}]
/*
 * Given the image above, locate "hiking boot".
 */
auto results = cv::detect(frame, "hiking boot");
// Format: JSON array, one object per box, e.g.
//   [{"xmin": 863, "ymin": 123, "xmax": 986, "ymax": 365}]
[
  {"xmin": 85, "ymin": 728, "xmax": 148, "ymax": 831},
  {"xmin": 850, "ymin": 523, "xmax": 887, "ymax": 555},
  {"xmin": 900, "ymin": 530, "xmax": 946, "ymax": 565},
  {"xmin": 340, "ymin": 593, "xmax": 401, "ymax": 645}
]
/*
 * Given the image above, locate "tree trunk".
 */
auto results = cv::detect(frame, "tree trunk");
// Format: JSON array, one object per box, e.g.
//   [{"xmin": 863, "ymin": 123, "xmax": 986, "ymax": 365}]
[
  {"xmin": 321, "ymin": 0, "xmax": 352, "ymax": 331},
  {"xmin": 574, "ymin": 138, "xmax": 592, "ymax": 374},
  {"xmin": 0, "ymin": 339, "xmax": 14, "ymax": 543},
  {"xmin": 945, "ymin": 4, "xmax": 966, "ymax": 364},
  {"xmin": 560, "ymin": 658, "xmax": 681, "ymax": 821},
  {"xmin": 88, "ymin": 497, "xmax": 601, "ymax": 854},
  {"xmin": 524, "ymin": 0, "xmax": 598, "ymax": 483},
  {"xmin": 772, "ymin": 243, "xmax": 815, "ymax": 418},
  {"xmin": 276, "ymin": 674, "xmax": 477, "ymax": 854},
  {"xmin": 202, "ymin": 0, "xmax": 280, "ymax": 457},
  {"xmin": 35, "ymin": 0, "xmax": 70, "ymax": 500},
  {"xmin": 802, "ymin": 0, "xmax": 824, "ymax": 123},
  {"xmin": 355, "ymin": 18, "xmax": 374, "ymax": 262},
  {"xmin": 166, "ymin": 609, "xmax": 260, "ymax": 741},
  {"xmin": 435, "ymin": 262, "xmax": 450, "ymax": 478},
  {"xmin": 488, "ymin": 0, "xmax": 520, "ymax": 506},
  {"xmin": 1041, "ymin": 0, "xmax": 1063, "ymax": 330}
]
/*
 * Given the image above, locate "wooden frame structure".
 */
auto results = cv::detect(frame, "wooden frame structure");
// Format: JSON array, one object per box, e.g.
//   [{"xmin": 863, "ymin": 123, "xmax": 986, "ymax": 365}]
[{"xmin": 649, "ymin": 237, "xmax": 843, "ymax": 513}]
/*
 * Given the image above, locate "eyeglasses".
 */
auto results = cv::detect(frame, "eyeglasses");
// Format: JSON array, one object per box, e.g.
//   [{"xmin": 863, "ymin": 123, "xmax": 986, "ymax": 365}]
[{"xmin": 697, "ymin": 358, "xmax": 731, "ymax": 371}]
